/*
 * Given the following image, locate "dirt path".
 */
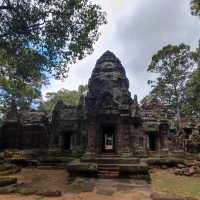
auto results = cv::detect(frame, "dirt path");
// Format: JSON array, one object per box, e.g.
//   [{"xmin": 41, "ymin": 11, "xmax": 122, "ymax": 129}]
[
  {"xmin": 0, "ymin": 191, "xmax": 151, "ymax": 200},
  {"xmin": 14, "ymin": 168, "xmax": 69, "ymax": 192},
  {"xmin": 0, "ymin": 168, "xmax": 151, "ymax": 200},
  {"xmin": 2, "ymin": 168, "xmax": 200, "ymax": 200}
]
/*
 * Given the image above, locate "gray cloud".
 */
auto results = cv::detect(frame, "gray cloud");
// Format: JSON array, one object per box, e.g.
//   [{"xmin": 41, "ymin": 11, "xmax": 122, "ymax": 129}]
[
  {"xmin": 116, "ymin": 0, "xmax": 200, "ymax": 100},
  {"xmin": 43, "ymin": 0, "xmax": 200, "ymax": 101}
]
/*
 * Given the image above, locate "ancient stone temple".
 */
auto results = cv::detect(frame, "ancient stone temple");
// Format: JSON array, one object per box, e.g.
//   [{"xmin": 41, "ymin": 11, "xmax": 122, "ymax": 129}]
[
  {"xmin": 141, "ymin": 95, "xmax": 172, "ymax": 152},
  {"xmin": 0, "ymin": 110, "xmax": 49, "ymax": 149},
  {"xmin": 48, "ymin": 51, "xmax": 147, "ymax": 157},
  {"xmin": 65, "ymin": 51, "xmax": 149, "ymax": 179},
  {"xmin": 85, "ymin": 51, "xmax": 145, "ymax": 157},
  {"xmin": 0, "ymin": 50, "xmax": 199, "ymax": 158},
  {"xmin": 1, "ymin": 50, "xmax": 200, "ymax": 179}
]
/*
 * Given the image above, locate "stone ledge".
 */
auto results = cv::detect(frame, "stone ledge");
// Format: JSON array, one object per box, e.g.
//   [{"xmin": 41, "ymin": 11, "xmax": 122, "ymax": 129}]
[{"xmin": 67, "ymin": 161, "xmax": 98, "ymax": 177}]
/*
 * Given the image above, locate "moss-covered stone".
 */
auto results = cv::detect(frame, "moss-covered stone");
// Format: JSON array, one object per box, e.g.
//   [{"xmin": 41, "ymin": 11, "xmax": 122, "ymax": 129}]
[
  {"xmin": 119, "ymin": 164, "xmax": 149, "ymax": 174},
  {"xmin": 0, "ymin": 186, "xmax": 16, "ymax": 194},
  {"xmin": 36, "ymin": 190, "xmax": 61, "ymax": 197},
  {"xmin": 147, "ymin": 158, "xmax": 184, "ymax": 167},
  {"xmin": 16, "ymin": 187, "xmax": 37, "ymax": 195},
  {"xmin": 67, "ymin": 162, "xmax": 97, "ymax": 177},
  {"xmin": 8, "ymin": 158, "xmax": 29, "ymax": 166},
  {"xmin": 0, "ymin": 164, "xmax": 13, "ymax": 171},
  {"xmin": 0, "ymin": 166, "xmax": 21, "ymax": 176},
  {"xmin": 0, "ymin": 177, "xmax": 17, "ymax": 187}
]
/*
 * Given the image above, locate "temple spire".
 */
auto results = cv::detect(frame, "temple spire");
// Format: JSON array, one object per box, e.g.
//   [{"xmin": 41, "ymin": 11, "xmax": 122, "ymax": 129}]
[{"xmin": 96, "ymin": 50, "xmax": 121, "ymax": 65}]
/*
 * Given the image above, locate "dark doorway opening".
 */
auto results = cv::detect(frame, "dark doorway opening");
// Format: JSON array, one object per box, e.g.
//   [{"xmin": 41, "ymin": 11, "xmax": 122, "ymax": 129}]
[
  {"xmin": 102, "ymin": 126, "xmax": 115, "ymax": 153},
  {"xmin": 184, "ymin": 128, "xmax": 192, "ymax": 139},
  {"xmin": 63, "ymin": 133, "xmax": 71, "ymax": 150},
  {"xmin": 149, "ymin": 133, "xmax": 157, "ymax": 151}
]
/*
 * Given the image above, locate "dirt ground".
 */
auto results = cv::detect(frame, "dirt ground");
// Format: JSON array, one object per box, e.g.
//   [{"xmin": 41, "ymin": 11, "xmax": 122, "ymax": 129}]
[
  {"xmin": 14, "ymin": 168, "xmax": 70, "ymax": 192},
  {"xmin": 0, "ymin": 168, "xmax": 200, "ymax": 200},
  {"xmin": 0, "ymin": 168, "xmax": 151, "ymax": 200},
  {"xmin": 0, "ymin": 191, "xmax": 151, "ymax": 200}
]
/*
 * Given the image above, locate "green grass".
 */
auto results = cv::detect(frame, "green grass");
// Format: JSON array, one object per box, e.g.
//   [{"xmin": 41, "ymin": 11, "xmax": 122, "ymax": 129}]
[{"xmin": 151, "ymin": 170, "xmax": 200, "ymax": 199}]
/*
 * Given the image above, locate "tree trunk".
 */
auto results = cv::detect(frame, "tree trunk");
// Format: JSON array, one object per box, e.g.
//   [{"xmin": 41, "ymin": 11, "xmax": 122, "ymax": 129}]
[
  {"xmin": 7, "ymin": 96, "xmax": 18, "ymax": 120},
  {"xmin": 176, "ymin": 106, "xmax": 181, "ymax": 132}
]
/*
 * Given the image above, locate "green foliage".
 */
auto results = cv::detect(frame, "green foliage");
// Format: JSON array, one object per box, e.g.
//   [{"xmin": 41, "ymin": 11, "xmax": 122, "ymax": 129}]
[
  {"xmin": 185, "ymin": 66, "xmax": 200, "ymax": 117},
  {"xmin": 148, "ymin": 44, "xmax": 195, "ymax": 119},
  {"xmin": 0, "ymin": 0, "xmax": 107, "ymax": 79},
  {"xmin": 191, "ymin": 0, "xmax": 200, "ymax": 17},
  {"xmin": 0, "ymin": 0, "xmax": 105, "ymax": 117},
  {"xmin": 181, "ymin": 44, "xmax": 200, "ymax": 117},
  {"xmin": 78, "ymin": 84, "xmax": 88, "ymax": 94},
  {"xmin": 38, "ymin": 85, "xmax": 88, "ymax": 112},
  {"xmin": 0, "ymin": 45, "xmax": 48, "ymax": 114}
]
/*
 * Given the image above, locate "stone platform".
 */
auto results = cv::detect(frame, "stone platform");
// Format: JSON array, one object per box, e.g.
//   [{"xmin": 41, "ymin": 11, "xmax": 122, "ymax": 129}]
[{"xmin": 67, "ymin": 155, "xmax": 150, "ymax": 181}]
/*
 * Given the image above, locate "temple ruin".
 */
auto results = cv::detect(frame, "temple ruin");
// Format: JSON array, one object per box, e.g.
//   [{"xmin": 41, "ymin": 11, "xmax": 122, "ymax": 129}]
[{"xmin": 0, "ymin": 51, "xmax": 200, "ymax": 178}]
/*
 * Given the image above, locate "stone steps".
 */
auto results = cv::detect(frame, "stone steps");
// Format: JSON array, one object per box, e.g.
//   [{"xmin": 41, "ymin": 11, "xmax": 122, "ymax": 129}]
[
  {"xmin": 0, "ymin": 177, "xmax": 17, "ymax": 187},
  {"xmin": 82, "ymin": 157, "xmax": 140, "ymax": 164},
  {"xmin": 98, "ymin": 154, "xmax": 120, "ymax": 158},
  {"xmin": 69, "ymin": 156, "xmax": 150, "ymax": 180},
  {"xmin": 97, "ymin": 164, "xmax": 120, "ymax": 178},
  {"xmin": 0, "ymin": 164, "xmax": 21, "ymax": 176}
]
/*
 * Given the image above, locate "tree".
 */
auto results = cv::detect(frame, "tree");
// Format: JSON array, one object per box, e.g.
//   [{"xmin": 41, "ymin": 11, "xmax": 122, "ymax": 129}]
[
  {"xmin": 191, "ymin": 0, "xmax": 200, "ymax": 17},
  {"xmin": 190, "ymin": 1, "xmax": 200, "ymax": 117},
  {"xmin": 185, "ymin": 66, "xmax": 200, "ymax": 117},
  {"xmin": 148, "ymin": 78, "xmax": 172, "ymax": 105},
  {"xmin": 0, "ymin": 0, "xmax": 106, "ymax": 79},
  {"xmin": 78, "ymin": 84, "xmax": 88, "ymax": 94},
  {"xmin": 148, "ymin": 44, "xmax": 195, "ymax": 125},
  {"xmin": 184, "ymin": 44, "xmax": 200, "ymax": 117},
  {"xmin": 0, "ymin": 46, "xmax": 48, "ymax": 114},
  {"xmin": 38, "ymin": 85, "xmax": 88, "ymax": 112}
]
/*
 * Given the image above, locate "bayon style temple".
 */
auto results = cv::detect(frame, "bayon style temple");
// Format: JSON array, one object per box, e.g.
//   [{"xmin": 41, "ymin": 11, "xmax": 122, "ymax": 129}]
[
  {"xmin": 1, "ymin": 51, "xmax": 200, "ymax": 154},
  {"xmin": 0, "ymin": 51, "xmax": 200, "ymax": 178}
]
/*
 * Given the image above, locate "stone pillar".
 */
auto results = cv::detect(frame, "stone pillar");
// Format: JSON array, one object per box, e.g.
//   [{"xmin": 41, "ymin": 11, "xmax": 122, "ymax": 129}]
[
  {"xmin": 119, "ymin": 119, "xmax": 132, "ymax": 157},
  {"xmin": 117, "ymin": 120, "xmax": 124, "ymax": 155},
  {"xmin": 130, "ymin": 124, "xmax": 136, "ymax": 153},
  {"xmin": 85, "ymin": 116, "xmax": 96, "ymax": 157},
  {"xmin": 134, "ymin": 127, "xmax": 148, "ymax": 157}
]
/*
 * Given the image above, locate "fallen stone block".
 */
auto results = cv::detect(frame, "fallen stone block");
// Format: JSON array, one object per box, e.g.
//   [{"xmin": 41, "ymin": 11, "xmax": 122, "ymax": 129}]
[
  {"xmin": 36, "ymin": 190, "xmax": 62, "ymax": 197},
  {"xmin": 0, "ymin": 177, "xmax": 17, "ymax": 187},
  {"xmin": 0, "ymin": 186, "xmax": 16, "ymax": 194},
  {"xmin": 16, "ymin": 187, "xmax": 36, "ymax": 195}
]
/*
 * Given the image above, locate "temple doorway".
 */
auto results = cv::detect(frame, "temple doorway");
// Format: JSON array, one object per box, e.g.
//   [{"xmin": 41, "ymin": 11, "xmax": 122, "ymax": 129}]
[
  {"xmin": 148, "ymin": 132, "xmax": 157, "ymax": 151},
  {"xmin": 102, "ymin": 126, "xmax": 115, "ymax": 153},
  {"xmin": 63, "ymin": 132, "xmax": 72, "ymax": 150}
]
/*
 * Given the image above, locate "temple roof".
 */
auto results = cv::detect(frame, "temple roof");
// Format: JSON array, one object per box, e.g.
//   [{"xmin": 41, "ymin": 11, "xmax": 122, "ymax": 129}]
[
  {"xmin": 86, "ymin": 51, "xmax": 132, "ymax": 113},
  {"xmin": 96, "ymin": 50, "xmax": 122, "ymax": 65},
  {"xmin": 19, "ymin": 111, "xmax": 48, "ymax": 125}
]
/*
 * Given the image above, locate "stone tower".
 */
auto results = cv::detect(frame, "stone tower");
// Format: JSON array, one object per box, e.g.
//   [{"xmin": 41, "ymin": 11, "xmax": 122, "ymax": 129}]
[
  {"xmin": 86, "ymin": 50, "xmax": 132, "ymax": 113},
  {"xmin": 85, "ymin": 51, "xmax": 145, "ymax": 156}
]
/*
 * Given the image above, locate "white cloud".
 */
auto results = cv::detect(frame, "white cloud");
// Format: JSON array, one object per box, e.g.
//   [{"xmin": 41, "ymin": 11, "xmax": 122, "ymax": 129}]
[{"xmin": 42, "ymin": 0, "xmax": 200, "ymax": 101}]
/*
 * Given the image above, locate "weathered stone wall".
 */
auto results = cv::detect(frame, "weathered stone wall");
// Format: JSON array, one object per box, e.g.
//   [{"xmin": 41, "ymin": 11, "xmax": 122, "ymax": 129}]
[
  {"xmin": 1, "ymin": 122, "xmax": 49, "ymax": 149},
  {"xmin": 1, "ymin": 51, "xmax": 199, "ymax": 156},
  {"xmin": 50, "ymin": 100, "xmax": 81, "ymax": 151},
  {"xmin": 0, "ymin": 112, "xmax": 49, "ymax": 149}
]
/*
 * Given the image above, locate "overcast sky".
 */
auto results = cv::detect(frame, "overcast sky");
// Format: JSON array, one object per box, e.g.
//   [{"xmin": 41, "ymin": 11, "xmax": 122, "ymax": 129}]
[{"xmin": 42, "ymin": 0, "xmax": 200, "ymax": 101}]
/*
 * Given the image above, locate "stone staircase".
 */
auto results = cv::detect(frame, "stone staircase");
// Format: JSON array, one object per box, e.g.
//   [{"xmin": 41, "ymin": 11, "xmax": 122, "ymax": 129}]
[
  {"xmin": 82, "ymin": 154, "xmax": 140, "ymax": 165},
  {"xmin": 69, "ymin": 154, "xmax": 150, "ymax": 181},
  {"xmin": 97, "ymin": 164, "xmax": 120, "ymax": 178}
]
